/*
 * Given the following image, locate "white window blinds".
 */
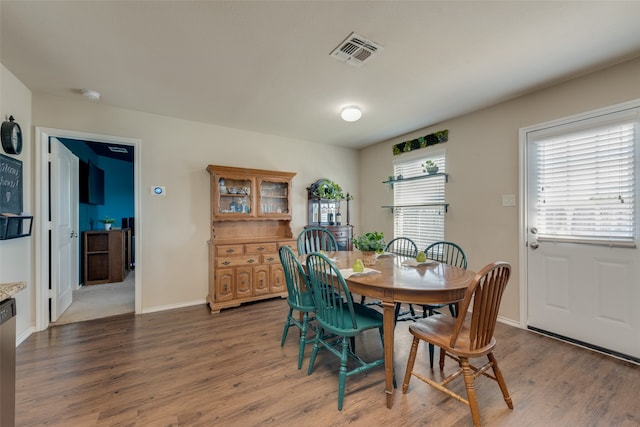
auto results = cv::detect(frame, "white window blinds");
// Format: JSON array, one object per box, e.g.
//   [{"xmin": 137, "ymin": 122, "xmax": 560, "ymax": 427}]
[
  {"xmin": 531, "ymin": 117, "xmax": 636, "ymax": 246},
  {"xmin": 393, "ymin": 154, "xmax": 445, "ymax": 250}
]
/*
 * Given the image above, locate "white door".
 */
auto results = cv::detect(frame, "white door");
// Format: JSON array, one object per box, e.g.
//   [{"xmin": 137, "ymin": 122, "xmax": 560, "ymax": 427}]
[
  {"xmin": 525, "ymin": 105, "xmax": 640, "ymax": 359},
  {"xmin": 50, "ymin": 138, "xmax": 79, "ymax": 321}
]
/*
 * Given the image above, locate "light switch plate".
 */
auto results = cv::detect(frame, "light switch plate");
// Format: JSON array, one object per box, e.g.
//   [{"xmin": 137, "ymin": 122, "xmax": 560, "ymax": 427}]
[
  {"xmin": 502, "ymin": 194, "xmax": 516, "ymax": 207},
  {"xmin": 151, "ymin": 186, "xmax": 166, "ymax": 196}
]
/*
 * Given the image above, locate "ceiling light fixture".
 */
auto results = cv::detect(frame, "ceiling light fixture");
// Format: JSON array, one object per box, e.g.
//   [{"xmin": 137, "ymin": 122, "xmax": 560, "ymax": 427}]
[
  {"xmin": 341, "ymin": 106, "xmax": 362, "ymax": 122},
  {"xmin": 81, "ymin": 89, "xmax": 101, "ymax": 101}
]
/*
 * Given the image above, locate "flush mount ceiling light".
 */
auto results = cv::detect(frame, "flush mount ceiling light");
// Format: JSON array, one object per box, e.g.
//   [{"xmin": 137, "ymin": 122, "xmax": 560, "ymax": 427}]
[
  {"xmin": 81, "ymin": 89, "xmax": 101, "ymax": 100},
  {"xmin": 341, "ymin": 106, "xmax": 362, "ymax": 122}
]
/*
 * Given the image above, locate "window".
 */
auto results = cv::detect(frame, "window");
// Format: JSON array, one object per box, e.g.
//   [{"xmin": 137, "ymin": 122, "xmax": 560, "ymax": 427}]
[
  {"xmin": 393, "ymin": 153, "xmax": 446, "ymax": 250},
  {"xmin": 529, "ymin": 109, "xmax": 637, "ymax": 246}
]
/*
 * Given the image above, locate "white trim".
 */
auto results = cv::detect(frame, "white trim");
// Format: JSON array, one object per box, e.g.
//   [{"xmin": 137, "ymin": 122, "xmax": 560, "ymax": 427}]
[
  {"xmin": 518, "ymin": 97, "xmax": 640, "ymax": 332},
  {"xmin": 35, "ymin": 127, "xmax": 142, "ymax": 331}
]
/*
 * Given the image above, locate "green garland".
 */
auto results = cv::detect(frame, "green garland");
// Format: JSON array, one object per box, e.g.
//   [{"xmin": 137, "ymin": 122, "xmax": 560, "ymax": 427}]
[{"xmin": 392, "ymin": 129, "xmax": 448, "ymax": 155}]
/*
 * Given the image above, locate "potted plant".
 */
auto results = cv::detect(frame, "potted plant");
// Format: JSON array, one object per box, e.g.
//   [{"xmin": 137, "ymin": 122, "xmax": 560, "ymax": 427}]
[
  {"xmin": 352, "ymin": 231, "xmax": 385, "ymax": 265},
  {"xmin": 99, "ymin": 216, "xmax": 116, "ymax": 230},
  {"xmin": 423, "ymin": 160, "xmax": 439, "ymax": 175}
]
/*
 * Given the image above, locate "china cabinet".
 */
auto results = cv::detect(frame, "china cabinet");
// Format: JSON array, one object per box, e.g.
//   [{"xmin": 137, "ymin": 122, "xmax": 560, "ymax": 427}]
[
  {"xmin": 206, "ymin": 165, "xmax": 296, "ymax": 314},
  {"xmin": 306, "ymin": 179, "xmax": 353, "ymax": 250}
]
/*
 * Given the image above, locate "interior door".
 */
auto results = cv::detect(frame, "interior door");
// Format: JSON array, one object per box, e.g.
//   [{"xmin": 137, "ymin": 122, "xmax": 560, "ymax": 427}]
[
  {"xmin": 50, "ymin": 138, "xmax": 79, "ymax": 321},
  {"xmin": 525, "ymin": 108, "xmax": 640, "ymax": 359}
]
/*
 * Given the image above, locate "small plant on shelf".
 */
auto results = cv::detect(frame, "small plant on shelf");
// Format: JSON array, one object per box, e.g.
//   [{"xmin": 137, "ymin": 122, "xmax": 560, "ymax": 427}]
[
  {"xmin": 99, "ymin": 216, "xmax": 116, "ymax": 230},
  {"xmin": 312, "ymin": 179, "xmax": 353, "ymax": 201},
  {"xmin": 423, "ymin": 160, "xmax": 439, "ymax": 174}
]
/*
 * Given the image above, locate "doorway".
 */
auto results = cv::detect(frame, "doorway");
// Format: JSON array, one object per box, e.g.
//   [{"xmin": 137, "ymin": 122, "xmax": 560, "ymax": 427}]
[{"xmin": 35, "ymin": 127, "xmax": 141, "ymax": 331}]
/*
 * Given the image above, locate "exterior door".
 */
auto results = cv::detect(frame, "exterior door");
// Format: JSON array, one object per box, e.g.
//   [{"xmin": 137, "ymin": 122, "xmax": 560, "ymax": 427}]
[
  {"xmin": 50, "ymin": 138, "xmax": 79, "ymax": 321},
  {"xmin": 524, "ymin": 105, "xmax": 640, "ymax": 359}
]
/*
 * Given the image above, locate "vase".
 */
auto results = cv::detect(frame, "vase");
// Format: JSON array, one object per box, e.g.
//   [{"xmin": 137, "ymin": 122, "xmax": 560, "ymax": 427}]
[
  {"xmin": 104, "ymin": 223, "xmax": 112, "ymax": 230},
  {"xmin": 361, "ymin": 251, "xmax": 377, "ymax": 266}
]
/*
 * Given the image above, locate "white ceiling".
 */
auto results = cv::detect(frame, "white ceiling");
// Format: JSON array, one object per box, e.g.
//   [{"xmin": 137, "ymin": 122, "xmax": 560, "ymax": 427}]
[{"xmin": 2, "ymin": 1, "xmax": 640, "ymax": 150}]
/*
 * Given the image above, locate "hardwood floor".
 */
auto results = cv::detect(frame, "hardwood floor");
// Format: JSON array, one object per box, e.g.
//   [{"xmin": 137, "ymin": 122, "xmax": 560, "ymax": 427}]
[{"xmin": 16, "ymin": 298, "xmax": 640, "ymax": 426}]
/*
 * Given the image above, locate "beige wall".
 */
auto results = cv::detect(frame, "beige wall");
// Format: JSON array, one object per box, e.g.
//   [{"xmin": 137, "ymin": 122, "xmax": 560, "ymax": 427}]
[
  {"xmin": 0, "ymin": 64, "xmax": 33, "ymax": 339},
  {"xmin": 30, "ymin": 93, "xmax": 359, "ymax": 321},
  {"xmin": 359, "ymin": 57, "xmax": 640, "ymax": 322}
]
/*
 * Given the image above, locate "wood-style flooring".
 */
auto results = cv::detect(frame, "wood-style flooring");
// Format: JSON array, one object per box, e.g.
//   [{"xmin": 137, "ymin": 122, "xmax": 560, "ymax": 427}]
[{"xmin": 15, "ymin": 298, "xmax": 640, "ymax": 426}]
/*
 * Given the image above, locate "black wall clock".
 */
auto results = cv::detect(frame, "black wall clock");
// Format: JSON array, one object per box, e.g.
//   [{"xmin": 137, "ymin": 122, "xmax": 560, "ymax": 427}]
[{"xmin": 1, "ymin": 115, "xmax": 23, "ymax": 155}]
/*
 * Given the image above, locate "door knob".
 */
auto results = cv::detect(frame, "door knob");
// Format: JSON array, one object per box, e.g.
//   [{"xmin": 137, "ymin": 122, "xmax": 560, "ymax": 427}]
[{"xmin": 529, "ymin": 241, "xmax": 539, "ymax": 249}]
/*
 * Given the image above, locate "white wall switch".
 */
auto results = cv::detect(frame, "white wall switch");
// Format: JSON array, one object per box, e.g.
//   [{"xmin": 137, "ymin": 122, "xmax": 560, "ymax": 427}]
[{"xmin": 502, "ymin": 194, "xmax": 516, "ymax": 207}]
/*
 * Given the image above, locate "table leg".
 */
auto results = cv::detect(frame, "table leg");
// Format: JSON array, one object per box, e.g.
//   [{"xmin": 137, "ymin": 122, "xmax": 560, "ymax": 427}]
[{"xmin": 381, "ymin": 300, "xmax": 395, "ymax": 408}]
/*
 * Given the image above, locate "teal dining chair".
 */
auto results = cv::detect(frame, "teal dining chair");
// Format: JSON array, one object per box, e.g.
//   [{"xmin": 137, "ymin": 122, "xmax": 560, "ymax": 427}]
[
  {"xmin": 361, "ymin": 237, "xmax": 421, "ymax": 322},
  {"xmin": 305, "ymin": 253, "xmax": 385, "ymax": 410},
  {"xmin": 279, "ymin": 245, "xmax": 317, "ymax": 369},
  {"xmin": 297, "ymin": 226, "xmax": 338, "ymax": 255}
]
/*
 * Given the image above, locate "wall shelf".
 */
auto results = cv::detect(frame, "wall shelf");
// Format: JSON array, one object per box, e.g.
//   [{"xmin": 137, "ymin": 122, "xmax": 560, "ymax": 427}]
[
  {"xmin": 381, "ymin": 203, "xmax": 449, "ymax": 213},
  {"xmin": 0, "ymin": 215, "xmax": 33, "ymax": 240},
  {"xmin": 383, "ymin": 172, "xmax": 448, "ymax": 185}
]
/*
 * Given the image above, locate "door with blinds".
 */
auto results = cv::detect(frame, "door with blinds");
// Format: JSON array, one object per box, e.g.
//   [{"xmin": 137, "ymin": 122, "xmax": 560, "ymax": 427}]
[{"xmin": 525, "ymin": 104, "xmax": 640, "ymax": 360}]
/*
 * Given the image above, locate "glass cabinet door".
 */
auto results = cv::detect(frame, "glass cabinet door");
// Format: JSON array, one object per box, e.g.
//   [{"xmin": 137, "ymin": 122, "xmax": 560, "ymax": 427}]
[
  {"xmin": 259, "ymin": 179, "xmax": 289, "ymax": 215},
  {"xmin": 217, "ymin": 175, "xmax": 252, "ymax": 215}
]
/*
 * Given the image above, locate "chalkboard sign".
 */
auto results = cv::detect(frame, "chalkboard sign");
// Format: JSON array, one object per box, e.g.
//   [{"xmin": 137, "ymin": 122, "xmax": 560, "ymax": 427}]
[{"xmin": 0, "ymin": 153, "xmax": 23, "ymax": 214}]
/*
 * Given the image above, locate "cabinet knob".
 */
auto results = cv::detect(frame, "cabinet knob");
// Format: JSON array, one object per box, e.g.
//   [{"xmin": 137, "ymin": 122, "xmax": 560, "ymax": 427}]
[
  {"xmin": 266, "ymin": 257, "xmax": 275, "ymax": 262},
  {"xmin": 222, "ymin": 261, "xmax": 230, "ymax": 266},
  {"xmin": 247, "ymin": 258, "xmax": 256, "ymax": 264},
  {"xmin": 257, "ymin": 246, "xmax": 265, "ymax": 251},
  {"xmin": 226, "ymin": 249, "xmax": 235, "ymax": 253}
]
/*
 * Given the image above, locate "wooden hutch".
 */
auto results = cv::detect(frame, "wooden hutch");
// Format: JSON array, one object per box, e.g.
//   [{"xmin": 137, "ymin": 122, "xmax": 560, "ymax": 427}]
[{"xmin": 206, "ymin": 165, "xmax": 296, "ymax": 314}]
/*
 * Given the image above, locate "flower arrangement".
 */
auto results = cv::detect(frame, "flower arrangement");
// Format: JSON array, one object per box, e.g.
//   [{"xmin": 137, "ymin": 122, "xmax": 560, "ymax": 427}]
[{"xmin": 352, "ymin": 231, "xmax": 386, "ymax": 253}]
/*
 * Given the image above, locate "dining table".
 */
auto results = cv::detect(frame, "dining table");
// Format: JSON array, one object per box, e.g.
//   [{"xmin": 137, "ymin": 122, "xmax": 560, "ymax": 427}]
[{"xmin": 317, "ymin": 250, "xmax": 475, "ymax": 409}]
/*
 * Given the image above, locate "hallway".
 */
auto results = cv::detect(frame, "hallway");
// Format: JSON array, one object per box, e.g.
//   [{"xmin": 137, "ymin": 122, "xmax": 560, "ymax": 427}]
[{"xmin": 52, "ymin": 274, "xmax": 134, "ymax": 325}]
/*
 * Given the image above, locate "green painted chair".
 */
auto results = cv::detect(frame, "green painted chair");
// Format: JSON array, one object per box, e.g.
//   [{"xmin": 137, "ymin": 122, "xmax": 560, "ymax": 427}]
[
  {"xmin": 305, "ymin": 253, "xmax": 385, "ymax": 410},
  {"xmin": 297, "ymin": 227, "xmax": 338, "ymax": 255},
  {"xmin": 279, "ymin": 245, "xmax": 317, "ymax": 369},
  {"xmin": 361, "ymin": 237, "xmax": 420, "ymax": 321},
  {"xmin": 422, "ymin": 241, "xmax": 468, "ymax": 367}
]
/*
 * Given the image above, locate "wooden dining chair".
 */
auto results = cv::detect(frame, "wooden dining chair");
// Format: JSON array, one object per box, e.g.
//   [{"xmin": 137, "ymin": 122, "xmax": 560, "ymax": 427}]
[
  {"xmin": 305, "ymin": 253, "xmax": 385, "ymax": 410},
  {"xmin": 279, "ymin": 246, "xmax": 317, "ymax": 369},
  {"xmin": 402, "ymin": 261, "xmax": 513, "ymax": 427},
  {"xmin": 296, "ymin": 226, "xmax": 338, "ymax": 255}
]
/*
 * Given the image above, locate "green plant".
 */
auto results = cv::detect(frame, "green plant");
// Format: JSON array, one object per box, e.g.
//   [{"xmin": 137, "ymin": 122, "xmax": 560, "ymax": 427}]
[
  {"xmin": 312, "ymin": 179, "xmax": 353, "ymax": 201},
  {"xmin": 99, "ymin": 216, "xmax": 116, "ymax": 224},
  {"xmin": 352, "ymin": 231, "xmax": 386, "ymax": 253}
]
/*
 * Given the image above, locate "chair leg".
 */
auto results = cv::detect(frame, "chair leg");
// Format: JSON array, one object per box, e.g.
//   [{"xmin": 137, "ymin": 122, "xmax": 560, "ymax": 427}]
[
  {"xmin": 307, "ymin": 330, "xmax": 321, "ymax": 375},
  {"xmin": 402, "ymin": 336, "xmax": 420, "ymax": 393},
  {"xmin": 297, "ymin": 312, "xmax": 309, "ymax": 370},
  {"xmin": 337, "ymin": 337, "xmax": 349, "ymax": 410},
  {"xmin": 439, "ymin": 348, "xmax": 446, "ymax": 370},
  {"xmin": 448, "ymin": 303, "xmax": 457, "ymax": 317},
  {"xmin": 488, "ymin": 352, "xmax": 513, "ymax": 409},
  {"xmin": 360, "ymin": 295, "xmax": 366, "ymax": 304},
  {"xmin": 460, "ymin": 358, "xmax": 482, "ymax": 427},
  {"xmin": 280, "ymin": 308, "xmax": 293, "ymax": 347},
  {"xmin": 428, "ymin": 343, "xmax": 435, "ymax": 368}
]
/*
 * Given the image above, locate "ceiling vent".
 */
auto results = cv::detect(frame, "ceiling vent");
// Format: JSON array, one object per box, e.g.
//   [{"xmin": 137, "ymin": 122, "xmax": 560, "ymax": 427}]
[{"xmin": 330, "ymin": 32, "xmax": 383, "ymax": 67}]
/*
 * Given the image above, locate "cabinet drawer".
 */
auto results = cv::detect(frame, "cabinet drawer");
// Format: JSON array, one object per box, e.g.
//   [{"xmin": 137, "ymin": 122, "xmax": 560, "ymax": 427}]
[
  {"xmin": 217, "ymin": 244, "xmax": 245, "ymax": 256},
  {"xmin": 217, "ymin": 255, "xmax": 260, "ymax": 267},
  {"xmin": 245, "ymin": 243, "xmax": 277, "ymax": 254},
  {"xmin": 332, "ymin": 230, "xmax": 350, "ymax": 238},
  {"xmin": 262, "ymin": 252, "xmax": 280, "ymax": 264}
]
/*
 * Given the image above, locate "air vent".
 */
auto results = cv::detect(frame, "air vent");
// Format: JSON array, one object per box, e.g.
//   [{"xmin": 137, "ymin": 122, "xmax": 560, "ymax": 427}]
[
  {"xmin": 330, "ymin": 32, "xmax": 383, "ymax": 67},
  {"xmin": 108, "ymin": 146, "xmax": 128, "ymax": 153}
]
